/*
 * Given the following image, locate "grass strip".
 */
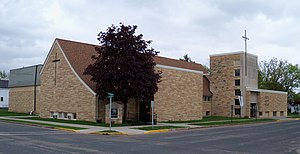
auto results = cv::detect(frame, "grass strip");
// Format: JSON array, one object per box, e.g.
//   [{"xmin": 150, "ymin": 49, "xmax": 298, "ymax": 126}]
[
  {"xmin": 16, "ymin": 117, "xmax": 131, "ymax": 127},
  {"xmin": 0, "ymin": 108, "xmax": 31, "ymax": 116},
  {"xmin": 136, "ymin": 125, "xmax": 186, "ymax": 131},
  {"xmin": 164, "ymin": 116, "xmax": 247, "ymax": 123},
  {"xmin": 192, "ymin": 119, "xmax": 275, "ymax": 126},
  {"xmin": 288, "ymin": 113, "xmax": 300, "ymax": 118},
  {"xmin": 0, "ymin": 119, "xmax": 85, "ymax": 130}
]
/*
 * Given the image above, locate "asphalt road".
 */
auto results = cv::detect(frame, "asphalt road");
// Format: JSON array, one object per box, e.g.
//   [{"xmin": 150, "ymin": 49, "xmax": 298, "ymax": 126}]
[{"xmin": 0, "ymin": 120, "xmax": 300, "ymax": 154}]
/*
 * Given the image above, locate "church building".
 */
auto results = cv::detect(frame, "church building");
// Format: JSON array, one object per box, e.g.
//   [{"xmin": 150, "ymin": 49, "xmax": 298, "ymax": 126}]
[
  {"xmin": 8, "ymin": 38, "xmax": 287, "ymax": 123},
  {"xmin": 37, "ymin": 38, "xmax": 210, "ymax": 123}
]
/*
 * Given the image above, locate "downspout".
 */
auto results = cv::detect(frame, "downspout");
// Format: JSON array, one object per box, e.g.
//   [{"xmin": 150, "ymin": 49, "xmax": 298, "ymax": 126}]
[{"xmin": 33, "ymin": 65, "xmax": 38, "ymax": 113}]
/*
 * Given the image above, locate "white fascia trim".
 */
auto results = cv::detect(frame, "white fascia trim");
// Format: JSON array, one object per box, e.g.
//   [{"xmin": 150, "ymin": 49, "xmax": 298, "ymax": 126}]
[
  {"xmin": 246, "ymin": 87, "xmax": 288, "ymax": 95},
  {"xmin": 210, "ymin": 51, "xmax": 258, "ymax": 58},
  {"xmin": 57, "ymin": 42, "xmax": 97, "ymax": 96},
  {"xmin": 156, "ymin": 64, "xmax": 203, "ymax": 74}
]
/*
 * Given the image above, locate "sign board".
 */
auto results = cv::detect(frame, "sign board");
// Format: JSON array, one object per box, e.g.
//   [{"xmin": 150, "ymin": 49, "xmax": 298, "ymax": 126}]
[
  {"xmin": 107, "ymin": 92, "xmax": 114, "ymax": 98},
  {"xmin": 151, "ymin": 101, "xmax": 154, "ymax": 108},
  {"xmin": 238, "ymin": 96, "xmax": 244, "ymax": 107}
]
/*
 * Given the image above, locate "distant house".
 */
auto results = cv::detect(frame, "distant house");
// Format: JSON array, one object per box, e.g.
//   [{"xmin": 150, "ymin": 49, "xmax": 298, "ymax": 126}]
[
  {"xmin": 0, "ymin": 80, "xmax": 9, "ymax": 108},
  {"xmin": 8, "ymin": 65, "xmax": 42, "ymax": 113}
]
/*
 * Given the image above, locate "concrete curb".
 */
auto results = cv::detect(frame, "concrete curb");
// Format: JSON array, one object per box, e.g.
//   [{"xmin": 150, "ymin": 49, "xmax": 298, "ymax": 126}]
[
  {"xmin": 54, "ymin": 127, "xmax": 78, "ymax": 132},
  {"xmin": 90, "ymin": 132, "xmax": 128, "ymax": 135},
  {"xmin": 144, "ymin": 129, "xmax": 169, "ymax": 134}
]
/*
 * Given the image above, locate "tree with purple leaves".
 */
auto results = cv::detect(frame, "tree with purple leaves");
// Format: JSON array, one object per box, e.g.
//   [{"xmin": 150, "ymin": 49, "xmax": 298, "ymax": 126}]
[{"xmin": 84, "ymin": 24, "xmax": 161, "ymax": 122}]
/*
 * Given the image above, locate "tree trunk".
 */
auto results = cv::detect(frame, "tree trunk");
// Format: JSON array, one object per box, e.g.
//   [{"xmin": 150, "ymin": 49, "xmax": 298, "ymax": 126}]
[{"xmin": 122, "ymin": 97, "xmax": 128, "ymax": 123}]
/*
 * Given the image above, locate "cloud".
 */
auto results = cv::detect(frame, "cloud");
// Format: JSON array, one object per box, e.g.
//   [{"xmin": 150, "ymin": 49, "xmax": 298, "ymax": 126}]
[{"xmin": 1, "ymin": 0, "xmax": 300, "ymax": 72}]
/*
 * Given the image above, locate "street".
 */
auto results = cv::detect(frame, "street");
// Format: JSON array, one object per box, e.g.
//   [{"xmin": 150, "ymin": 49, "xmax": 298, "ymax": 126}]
[{"xmin": 0, "ymin": 120, "xmax": 300, "ymax": 154}]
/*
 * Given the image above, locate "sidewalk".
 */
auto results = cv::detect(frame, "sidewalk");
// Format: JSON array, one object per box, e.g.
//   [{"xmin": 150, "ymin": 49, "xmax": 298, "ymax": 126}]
[
  {"xmin": 1, "ymin": 116, "xmax": 290, "ymax": 135},
  {"xmin": 0, "ymin": 116, "xmax": 197, "ymax": 135}
]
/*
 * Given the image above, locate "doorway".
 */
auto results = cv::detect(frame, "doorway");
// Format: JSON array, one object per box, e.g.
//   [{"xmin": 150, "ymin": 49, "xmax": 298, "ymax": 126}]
[
  {"xmin": 139, "ymin": 101, "xmax": 151, "ymax": 123},
  {"xmin": 250, "ymin": 103, "xmax": 257, "ymax": 118}
]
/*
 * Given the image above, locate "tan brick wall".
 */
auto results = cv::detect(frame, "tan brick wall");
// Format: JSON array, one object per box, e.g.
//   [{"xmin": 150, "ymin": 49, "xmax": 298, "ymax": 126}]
[
  {"xmin": 203, "ymin": 101, "xmax": 212, "ymax": 116},
  {"xmin": 210, "ymin": 54, "xmax": 241, "ymax": 117},
  {"xmin": 39, "ymin": 43, "xmax": 97, "ymax": 122},
  {"xmin": 9, "ymin": 86, "xmax": 40, "ymax": 113},
  {"xmin": 257, "ymin": 92, "xmax": 287, "ymax": 118},
  {"xmin": 154, "ymin": 67, "xmax": 203, "ymax": 122}
]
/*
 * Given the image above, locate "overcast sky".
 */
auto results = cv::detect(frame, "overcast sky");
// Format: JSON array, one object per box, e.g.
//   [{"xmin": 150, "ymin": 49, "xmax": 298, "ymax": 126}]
[{"xmin": 1, "ymin": 0, "xmax": 299, "ymax": 72}]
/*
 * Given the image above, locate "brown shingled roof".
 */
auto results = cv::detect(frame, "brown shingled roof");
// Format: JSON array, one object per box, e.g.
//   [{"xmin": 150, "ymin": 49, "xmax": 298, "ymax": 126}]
[{"xmin": 56, "ymin": 38, "xmax": 209, "ymax": 92}]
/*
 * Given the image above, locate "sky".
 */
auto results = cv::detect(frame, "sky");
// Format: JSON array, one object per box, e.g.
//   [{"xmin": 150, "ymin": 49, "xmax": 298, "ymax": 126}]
[{"xmin": 1, "ymin": 0, "xmax": 300, "ymax": 72}]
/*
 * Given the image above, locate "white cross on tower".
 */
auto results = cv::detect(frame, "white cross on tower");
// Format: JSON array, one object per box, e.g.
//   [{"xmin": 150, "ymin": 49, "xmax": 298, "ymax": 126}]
[{"xmin": 242, "ymin": 30, "xmax": 249, "ymax": 76}]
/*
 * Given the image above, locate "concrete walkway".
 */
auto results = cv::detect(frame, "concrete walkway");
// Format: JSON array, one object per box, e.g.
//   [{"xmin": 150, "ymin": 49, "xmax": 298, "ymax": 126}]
[
  {"xmin": 1, "ymin": 116, "xmax": 291, "ymax": 135},
  {"xmin": 0, "ymin": 116, "xmax": 197, "ymax": 135}
]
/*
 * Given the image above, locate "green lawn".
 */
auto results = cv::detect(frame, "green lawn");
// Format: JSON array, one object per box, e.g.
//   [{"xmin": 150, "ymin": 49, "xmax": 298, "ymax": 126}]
[
  {"xmin": 0, "ymin": 119, "xmax": 85, "ymax": 130},
  {"xmin": 0, "ymin": 108, "xmax": 31, "ymax": 116},
  {"xmin": 17, "ymin": 117, "xmax": 131, "ymax": 127},
  {"xmin": 192, "ymin": 119, "xmax": 275, "ymax": 126},
  {"xmin": 136, "ymin": 125, "xmax": 186, "ymax": 131},
  {"xmin": 164, "ymin": 116, "xmax": 247, "ymax": 123},
  {"xmin": 288, "ymin": 112, "xmax": 300, "ymax": 118}
]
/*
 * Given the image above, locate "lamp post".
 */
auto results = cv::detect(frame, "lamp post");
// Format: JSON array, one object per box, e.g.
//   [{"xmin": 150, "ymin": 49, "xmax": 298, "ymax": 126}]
[{"xmin": 107, "ymin": 93, "xmax": 114, "ymax": 131}]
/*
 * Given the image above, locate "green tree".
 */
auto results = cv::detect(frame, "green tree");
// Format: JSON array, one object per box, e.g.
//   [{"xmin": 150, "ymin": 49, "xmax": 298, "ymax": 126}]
[
  {"xmin": 258, "ymin": 58, "xmax": 300, "ymax": 97},
  {"xmin": 84, "ymin": 24, "xmax": 161, "ymax": 122},
  {"xmin": 179, "ymin": 54, "xmax": 195, "ymax": 63},
  {"xmin": 0, "ymin": 70, "xmax": 8, "ymax": 80}
]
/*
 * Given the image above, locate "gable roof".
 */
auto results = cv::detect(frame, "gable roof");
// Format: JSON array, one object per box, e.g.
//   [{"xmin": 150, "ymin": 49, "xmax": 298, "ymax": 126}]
[
  {"xmin": 9, "ymin": 65, "xmax": 43, "ymax": 88},
  {"xmin": 0, "ymin": 80, "xmax": 8, "ymax": 88},
  {"xmin": 55, "ymin": 38, "xmax": 209, "ymax": 92}
]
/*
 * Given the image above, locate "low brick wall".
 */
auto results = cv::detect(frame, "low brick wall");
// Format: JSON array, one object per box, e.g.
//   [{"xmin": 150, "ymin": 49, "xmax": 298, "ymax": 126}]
[
  {"xmin": 257, "ymin": 91, "xmax": 287, "ymax": 118},
  {"xmin": 9, "ymin": 86, "xmax": 40, "ymax": 113}
]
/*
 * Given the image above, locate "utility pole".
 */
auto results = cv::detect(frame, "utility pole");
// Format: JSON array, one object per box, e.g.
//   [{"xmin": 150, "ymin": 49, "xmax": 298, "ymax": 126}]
[{"xmin": 242, "ymin": 30, "xmax": 249, "ymax": 76}]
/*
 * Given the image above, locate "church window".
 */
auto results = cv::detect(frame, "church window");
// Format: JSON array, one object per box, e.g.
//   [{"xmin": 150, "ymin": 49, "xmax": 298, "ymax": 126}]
[
  {"xmin": 235, "ymin": 79, "xmax": 240, "ymax": 86},
  {"xmin": 235, "ymin": 89, "xmax": 241, "ymax": 96},
  {"xmin": 235, "ymin": 69, "xmax": 240, "ymax": 76},
  {"xmin": 235, "ymin": 99, "xmax": 240, "ymax": 105},
  {"xmin": 234, "ymin": 108, "xmax": 240, "ymax": 115},
  {"xmin": 0, "ymin": 97, "xmax": 3, "ymax": 102}
]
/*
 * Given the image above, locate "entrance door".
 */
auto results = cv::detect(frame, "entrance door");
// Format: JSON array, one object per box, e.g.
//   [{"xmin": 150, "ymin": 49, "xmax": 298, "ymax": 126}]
[
  {"xmin": 139, "ymin": 101, "xmax": 151, "ymax": 123},
  {"xmin": 250, "ymin": 103, "xmax": 257, "ymax": 118}
]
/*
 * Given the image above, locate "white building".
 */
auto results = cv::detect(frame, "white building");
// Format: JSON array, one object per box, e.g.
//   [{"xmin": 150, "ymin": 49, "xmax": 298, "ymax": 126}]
[{"xmin": 0, "ymin": 80, "xmax": 9, "ymax": 108}]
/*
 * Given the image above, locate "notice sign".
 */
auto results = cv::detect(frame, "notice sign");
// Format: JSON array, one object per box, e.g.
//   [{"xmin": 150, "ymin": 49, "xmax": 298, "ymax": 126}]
[{"xmin": 111, "ymin": 108, "xmax": 118, "ymax": 118}]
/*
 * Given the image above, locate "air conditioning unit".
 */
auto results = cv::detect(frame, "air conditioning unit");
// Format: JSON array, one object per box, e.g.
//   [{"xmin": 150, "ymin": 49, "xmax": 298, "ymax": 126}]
[{"xmin": 67, "ymin": 113, "xmax": 74, "ymax": 120}]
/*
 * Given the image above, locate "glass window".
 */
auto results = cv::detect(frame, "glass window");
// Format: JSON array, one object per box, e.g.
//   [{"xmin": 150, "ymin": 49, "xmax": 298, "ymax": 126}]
[
  {"xmin": 235, "ymin": 69, "xmax": 240, "ymax": 76},
  {"xmin": 235, "ymin": 99, "xmax": 240, "ymax": 105},
  {"xmin": 273, "ymin": 111, "xmax": 277, "ymax": 117},
  {"xmin": 235, "ymin": 108, "xmax": 240, "ymax": 115},
  {"xmin": 235, "ymin": 89, "xmax": 241, "ymax": 96},
  {"xmin": 280, "ymin": 111, "xmax": 284, "ymax": 116},
  {"xmin": 235, "ymin": 79, "xmax": 240, "ymax": 86},
  {"xmin": 0, "ymin": 97, "xmax": 3, "ymax": 102},
  {"xmin": 206, "ymin": 111, "xmax": 210, "ymax": 116}
]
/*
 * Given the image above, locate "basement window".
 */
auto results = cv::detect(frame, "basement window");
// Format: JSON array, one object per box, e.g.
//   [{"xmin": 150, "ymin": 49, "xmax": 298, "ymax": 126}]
[
  {"xmin": 234, "ymin": 108, "xmax": 240, "ymax": 115},
  {"xmin": 273, "ymin": 111, "xmax": 277, "ymax": 117},
  {"xmin": 206, "ymin": 111, "xmax": 210, "ymax": 116},
  {"xmin": 280, "ymin": 111, "xmax": 284, "ymax": 116}
]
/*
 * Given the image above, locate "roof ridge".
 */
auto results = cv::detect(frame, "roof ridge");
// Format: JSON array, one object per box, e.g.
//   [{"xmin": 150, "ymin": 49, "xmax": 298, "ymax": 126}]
[{"xmin": 56, "ymin": 38, "xmax": 99, "ymax": 47}]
